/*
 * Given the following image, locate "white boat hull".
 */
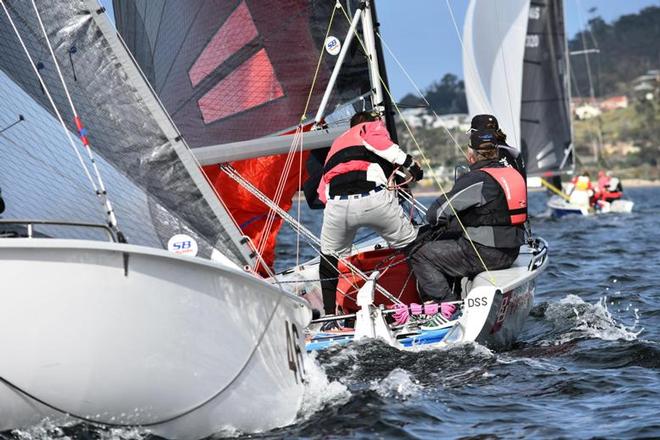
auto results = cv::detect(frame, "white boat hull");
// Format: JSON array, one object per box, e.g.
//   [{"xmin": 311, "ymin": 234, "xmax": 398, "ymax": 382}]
[
  {"xmin": 282, "ymin": 239, "xmax": 548, "ymax": 351},
  {"xmin": 548, "ymin": 195, "xmax": 634, "ymax": 218},
  {"xmin": 0, "ymin": 239, "xmax": 310, "ymax": 438}
]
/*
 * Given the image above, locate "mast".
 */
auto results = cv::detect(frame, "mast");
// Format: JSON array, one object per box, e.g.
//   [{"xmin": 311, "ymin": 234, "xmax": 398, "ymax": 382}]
[{"xmin": 366, "ymin": 0, "xmax": 398, "ymax": 143}]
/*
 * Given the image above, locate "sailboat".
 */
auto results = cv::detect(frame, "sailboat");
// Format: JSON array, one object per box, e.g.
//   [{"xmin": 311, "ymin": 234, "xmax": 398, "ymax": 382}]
[
  {"xmin": 464, "ymin": 0, "xmax": 633, "ymax": 218},
  {"xmin": 113, "ymin": 0, "xmax": 549, "ymax": 352},
  {"xmin": 0, "ymin": 0, "xmax": 310, "ymax": 438}
]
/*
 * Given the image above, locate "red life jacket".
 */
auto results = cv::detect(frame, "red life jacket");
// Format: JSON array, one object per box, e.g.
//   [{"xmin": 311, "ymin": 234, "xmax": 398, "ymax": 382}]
[{"xmin": 480, "ymin": 167, "xmax": 527, "ymax": 225}]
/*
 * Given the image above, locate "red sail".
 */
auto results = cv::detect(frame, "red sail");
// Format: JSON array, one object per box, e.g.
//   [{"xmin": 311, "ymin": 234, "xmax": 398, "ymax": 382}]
[{"xmin": 203, "ymin": 151, "xmax": 310, "ymax": 274}]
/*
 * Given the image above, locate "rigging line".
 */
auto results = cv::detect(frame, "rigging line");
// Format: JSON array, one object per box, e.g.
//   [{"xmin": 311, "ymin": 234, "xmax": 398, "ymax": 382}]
[
  {"xmin": 220, "ymin": 164, "xmax": 402, "ymax": 304},
  {"xmin": 492, "ymin": 1, "xmax": 520, "ymax": 152},
  {"xmin": 445, "ymin": 0, "xmax": 490, "ymax": 116},
  {"xmin": 222, "ymin": 164, "xmax": 363, "ymax": 295},
  {"xmin": 338, "ymin": 4, "xmax": 496, "ymax": 285},
  {"xmin": 0, "ymin": 2, "xmax": 98, "ymax": 197},
  {"xmin": 296, "ymin": 128, "xmax": 303, "ymax": 267},
  {"xmin": 375, "ymin": 31, "xmax": 467, "ymax": 160},
  {"xmin": 30, "ymin": 0, "xmax": 121, "ymax": 235},
  {"xmin": 300, "ymin": 1, "xmax": 338, "ymax": 123},
  {"xmin": 255, "ymin": 126, "xmax": 303, "ymax": 264},
  {"xmin": 255, "ymin": 128, "xmax": 300, "ymax": 255},
  {"xmin": 575, "ymin": 0, "xmax": 603, "ymax": 161}
]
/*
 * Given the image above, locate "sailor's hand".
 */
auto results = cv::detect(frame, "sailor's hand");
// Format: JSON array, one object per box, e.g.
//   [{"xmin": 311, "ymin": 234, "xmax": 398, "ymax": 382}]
[{"xmin": 408, "ymin": 161, "xmax": 424, "ymax": 182}]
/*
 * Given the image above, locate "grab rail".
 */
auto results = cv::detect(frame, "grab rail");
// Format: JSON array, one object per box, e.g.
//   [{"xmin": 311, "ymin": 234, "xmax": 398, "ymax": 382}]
[
  {"xmin": 0, "ymin": 219, "xmax": 116, "ymax": 242},
  {"xmin": 527, "ymin": 237, "xmax": 548, "ymax": 271}
]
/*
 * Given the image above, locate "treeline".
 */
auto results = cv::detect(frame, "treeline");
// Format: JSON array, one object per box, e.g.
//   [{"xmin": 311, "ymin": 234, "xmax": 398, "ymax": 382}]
[
  {"xmin": 399, "ymin": 73, "xmax": 467, "ymax": 114},
  {"xmin": 570, "ymin": 6, "xmax": 660, "ymax": 98}
]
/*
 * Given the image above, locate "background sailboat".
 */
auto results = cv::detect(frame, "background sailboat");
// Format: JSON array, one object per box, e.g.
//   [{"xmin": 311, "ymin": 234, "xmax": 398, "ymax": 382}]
[{"xmin": 463, "ymin": 0, "xmax": 574, "ymax": 183}]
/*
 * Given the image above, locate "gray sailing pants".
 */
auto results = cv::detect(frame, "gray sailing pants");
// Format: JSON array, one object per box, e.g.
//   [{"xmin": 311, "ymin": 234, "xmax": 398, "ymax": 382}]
[
  {"xmin": 409, "ymin": 236, "xmax": 519, "ymax": 302},
  {"xmin": 320, "ymin": 188, "xmax": 418, "ymax": 256},
  {"xmin": 319, "ymin": 189, "xmax": 417, "ymax": 314}
]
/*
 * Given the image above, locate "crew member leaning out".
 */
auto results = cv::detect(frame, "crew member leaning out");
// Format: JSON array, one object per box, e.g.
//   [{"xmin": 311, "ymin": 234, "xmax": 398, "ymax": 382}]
[
  {"xmin": 409, "ymin": 129, "xmax": 527, "ymax": 328},
  {"xmin": 318, "ymin": 110, "xmax": 423, "ymax": 317}
]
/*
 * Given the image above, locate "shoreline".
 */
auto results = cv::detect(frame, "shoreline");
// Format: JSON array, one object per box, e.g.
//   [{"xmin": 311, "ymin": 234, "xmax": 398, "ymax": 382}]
[{"xmin": 410, "ymin": 179, "xmax": 660, "ymax": 197}]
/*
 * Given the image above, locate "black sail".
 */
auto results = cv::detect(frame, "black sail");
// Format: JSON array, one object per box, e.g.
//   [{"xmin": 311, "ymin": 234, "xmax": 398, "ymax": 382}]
[{"xmin": 520, "ymin": 0, "xmax": 574, "ymax": 177}]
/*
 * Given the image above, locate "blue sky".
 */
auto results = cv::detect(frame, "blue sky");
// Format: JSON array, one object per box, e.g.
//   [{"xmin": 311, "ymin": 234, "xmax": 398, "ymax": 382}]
[{"xmin": 100, "ymin": 0, "xmax": 657, "ymax": 99}]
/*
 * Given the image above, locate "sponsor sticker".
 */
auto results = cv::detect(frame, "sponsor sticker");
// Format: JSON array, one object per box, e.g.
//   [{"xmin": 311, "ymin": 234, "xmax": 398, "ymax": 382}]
[
  {"xmin": 325, "ymin": 36, "xmax": 341, "ymax": 56},
  {"xmin": 167, "ymin": 234, "xmax": 198, "ymax": 257}
]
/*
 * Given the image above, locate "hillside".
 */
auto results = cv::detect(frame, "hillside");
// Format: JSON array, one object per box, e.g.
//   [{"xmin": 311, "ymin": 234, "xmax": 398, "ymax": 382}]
[{"xmin": 569, "ymin": 6, "xmax": 660, "ymax": 98}]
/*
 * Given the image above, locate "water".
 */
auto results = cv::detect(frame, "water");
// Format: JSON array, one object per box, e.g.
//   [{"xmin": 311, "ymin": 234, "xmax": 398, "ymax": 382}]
[{"xmin": 6, "ymin": 187, "xmax": 660, "ymax": 439}]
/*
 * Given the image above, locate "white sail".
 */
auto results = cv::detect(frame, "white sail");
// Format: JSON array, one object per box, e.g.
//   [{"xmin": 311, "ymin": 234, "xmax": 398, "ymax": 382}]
[{"xmin": 463, "ymin": 0, "xmax": 530, "ymax": 148}]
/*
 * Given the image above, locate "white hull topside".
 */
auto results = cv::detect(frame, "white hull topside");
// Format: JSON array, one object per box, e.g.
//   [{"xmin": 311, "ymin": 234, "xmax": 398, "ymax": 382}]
[{"xmin": 0, "ymin": 238, "xmax": 311, "ymax": 439}]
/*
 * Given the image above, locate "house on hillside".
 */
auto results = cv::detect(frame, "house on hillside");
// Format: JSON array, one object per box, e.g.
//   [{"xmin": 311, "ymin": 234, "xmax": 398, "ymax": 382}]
[
  {"xmin": 574, "ymin": 103, "xmax": 601, "ymax": 120},
  {"xmin": 632, "ymin": 69, "xmax": 659, "ymax": 100},
  {"xmin": 599, "ymin": 96, "xmax": 628, "ymax": 111},
  {"xmin": 432, "ymin": 113, "xmax": 470, "ymax": 131}
]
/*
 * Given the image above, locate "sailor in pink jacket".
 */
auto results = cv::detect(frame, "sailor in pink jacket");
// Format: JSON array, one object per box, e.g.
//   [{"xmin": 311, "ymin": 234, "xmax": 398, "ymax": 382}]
[{"xmin": 317, "ymin": 111, "xmax": 423, "ymax": 317}]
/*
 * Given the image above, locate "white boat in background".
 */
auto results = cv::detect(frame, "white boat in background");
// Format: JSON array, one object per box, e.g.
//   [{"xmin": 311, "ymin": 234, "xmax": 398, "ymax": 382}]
[
  {"xmin": 0, "ymin": 0, "xmax": 311, "ymax": 437},
  {"xmin": 548, "ymin": 194, "xmax": 634, "ymax": 218}
]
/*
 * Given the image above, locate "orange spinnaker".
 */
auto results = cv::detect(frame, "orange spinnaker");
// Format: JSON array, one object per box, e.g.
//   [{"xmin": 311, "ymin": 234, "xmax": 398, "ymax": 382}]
[{"xmin": 203, "ymin": 151, "xmax": 310, "ymax": 275}]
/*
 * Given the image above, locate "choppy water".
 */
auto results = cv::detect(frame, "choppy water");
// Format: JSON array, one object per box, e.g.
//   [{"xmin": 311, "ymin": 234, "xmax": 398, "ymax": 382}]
[{"xmin": 6, "ymin": 187, "xmax": 660, "ymax": 440}]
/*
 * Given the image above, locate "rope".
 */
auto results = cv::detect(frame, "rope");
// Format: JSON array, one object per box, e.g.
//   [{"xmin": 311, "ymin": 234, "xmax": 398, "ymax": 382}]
[
  {"xmin": 492, "ymin": 2, "xmax": 520, "ymax": 148},
  {"xmin": 337, "ymin": 4, "xmax": 497, "ymax": 286},
  {"xmin": 30, "ymin": 0, "xmax": 122, "ymax": 236},
  {"xmin": 254, "ymin": 4, "xmax": 340, "ymax": 270},
  {"xmin": 376, "ymin": 31, "xmax": 467, "ymax": 160},
  {"xmin": 220, "ymin": 164, "xmax": 405, "ymax": 305}
]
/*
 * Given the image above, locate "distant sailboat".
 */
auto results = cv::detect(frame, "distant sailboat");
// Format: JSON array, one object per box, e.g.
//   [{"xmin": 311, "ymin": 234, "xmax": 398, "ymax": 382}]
[{"xmin": 464, "ymin": 0, "xmax": 574, "ymax": 181}]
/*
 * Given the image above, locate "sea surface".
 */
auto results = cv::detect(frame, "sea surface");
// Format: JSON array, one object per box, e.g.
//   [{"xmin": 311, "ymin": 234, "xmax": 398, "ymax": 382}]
[{"xmin": 6, "ymin": 187, "xmax": 660, "ymax": 440}]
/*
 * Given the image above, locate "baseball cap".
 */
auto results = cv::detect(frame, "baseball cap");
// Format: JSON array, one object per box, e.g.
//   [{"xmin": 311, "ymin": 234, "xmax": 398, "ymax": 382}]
[{"xmin": 469, "ymin": 129, "xmax": 499, "ymax": 151}]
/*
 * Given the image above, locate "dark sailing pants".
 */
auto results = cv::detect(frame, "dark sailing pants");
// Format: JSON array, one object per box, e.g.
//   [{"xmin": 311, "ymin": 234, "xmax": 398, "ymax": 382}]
[
  {"xmin": 319, "ymin": 254, "xmax": 339, "ymax": 315},
  {"xmin": 408, "ymin": 237, "xmax": 520, "ymax": 302}
]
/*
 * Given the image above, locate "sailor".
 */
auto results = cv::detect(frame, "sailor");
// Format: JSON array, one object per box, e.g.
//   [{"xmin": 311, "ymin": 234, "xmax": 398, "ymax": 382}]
[
  {"xmin": 597, "ymin": 170, "xmax": 623, "ymax": 203},
  {"xmin": 467, "ymin": 114, "xmax": 526, "ymax": 179},
  {"xmin": 569, "ymin": 171, "xmax": 595, "ymax": 207},
  {"xmin": 317, "ymin": 110, "xmax": 423, "ymax": 316},
  {"xmin": 408, "ymin": 129, "xmax": 527, "ymax": 327}
]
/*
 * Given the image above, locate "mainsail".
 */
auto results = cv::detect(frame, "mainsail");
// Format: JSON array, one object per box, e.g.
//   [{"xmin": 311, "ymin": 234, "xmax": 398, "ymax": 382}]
[
  {"xmin": 0, "ymin": 0, "xmax": 252, "ymax": 265},
  {"xmin": 463, "ymin": 0, "xmax": 573, "ymax": 178},
  {"xmin": 113, "ymin": 0, "xmax": 373, "ymax": 270}
]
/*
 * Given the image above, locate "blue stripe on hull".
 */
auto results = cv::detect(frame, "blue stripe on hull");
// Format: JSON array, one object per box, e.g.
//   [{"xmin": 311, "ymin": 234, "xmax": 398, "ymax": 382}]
[{"xmin": 306, "ymin": 327, "xmax": 452, "ymax": 351}]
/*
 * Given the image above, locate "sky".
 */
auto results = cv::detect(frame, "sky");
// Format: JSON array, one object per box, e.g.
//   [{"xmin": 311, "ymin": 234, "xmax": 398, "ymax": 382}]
[{"xmin": 100, "ymin": 0, "xmax": 658, "ymax": 100}]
